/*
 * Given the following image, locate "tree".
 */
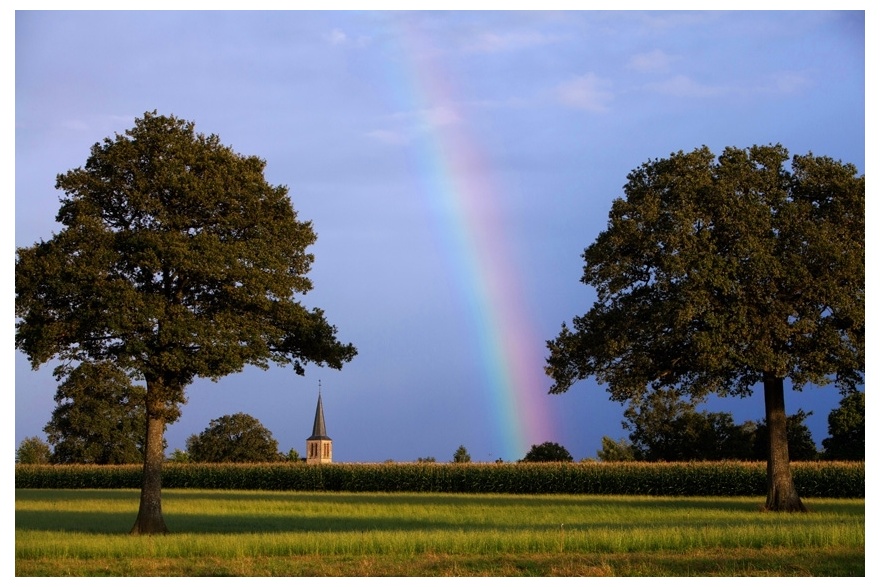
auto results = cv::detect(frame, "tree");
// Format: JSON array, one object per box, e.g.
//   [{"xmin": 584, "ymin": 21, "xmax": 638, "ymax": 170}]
[
  {"xmin": 546, "ymin": 145, "xmax": 863, "ymax": 511},
  {"xmin": 186, "ymin": 413, "xmax": 281, "ymax": 463},
  {"xmin": 44, "ymin": 361, "xmax": 147, "ymax": 464},
  {"xmin": 821, "ymin": 391, "xmax": 864, "ymax": 461},
  {"xmin": 452, "ymin": 445, "xmax": 471, "ymax": 463},
  {"xmin": 285, "ymin": 448, "xmax": 302, "ymax": 462},
  {"xmin": 622, "ymin": 388, "xmax": 754, "ymax": 461},
  {"xmin": 521, "ymin": 441, "xmax": 573, "ymax": 462},
  {"xmin": 752, "ymin": 409, "xmax": 817, "ymax": 461},
  {"xmin": 15, "ymin": 112, "xmax": 357, "ymax": 534},
  {"xmin": 16, "ymin": 436, "xmax": 51, "ymax": 464},
  {"xmin": 167, "ymin": 448, "xmax": 190, "ymax": 463},
  {"xmin": 596, "ymin": 437, "xmax": 635, "ymax": 462}
]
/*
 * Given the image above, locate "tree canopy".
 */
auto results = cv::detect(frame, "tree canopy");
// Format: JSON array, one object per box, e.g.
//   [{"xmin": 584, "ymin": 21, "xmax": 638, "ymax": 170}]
[
  {"xmin": 821, "ymin": 391, "xmax": 864, "ymax": 461},
  {"xmin": 44, "ymin": 361, "xmax": 147, "ymax": 465},
  {"xmin": 15, "ymin": 112, "xmax": 357, "ymax": 533},
  {"xmin": 452, "ymin": 445, "xmax": 471, "ymax": 463},
  {"xmin": 521, "ymin": 441, "xmax": 574, "ymax": 462},
  {"xmin": 622, "ymin": 388, "xmax": 755, "ymax": 462},
  {"xmin": 16, "ymin": 436, "xmax": 52, "ymax": 464},
  {"xmin": 186, "ymin": 413, "xmax": 281, "ymax": 463},
  {"xmin": 546, "ymin": 145, "xmax": 863, "ymax": 511}
]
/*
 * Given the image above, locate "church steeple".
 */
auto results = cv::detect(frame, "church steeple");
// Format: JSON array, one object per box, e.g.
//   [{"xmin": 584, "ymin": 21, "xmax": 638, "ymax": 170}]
[
  {"xmin": 310, "ymin": 391, "xmax": 329, "ymax": 439},
  {"xmin": 306, "ymin": 381, "xmax": 332, "ymax": 464}
]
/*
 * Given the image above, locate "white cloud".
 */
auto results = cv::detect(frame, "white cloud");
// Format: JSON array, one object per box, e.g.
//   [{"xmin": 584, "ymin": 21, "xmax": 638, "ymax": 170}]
[
  {"xmin": 365, "ymin": 129, "xmax": 410, "ymax": 146},
  {"xmin": 464, "ymin": 31, "xmax": 561, "ymax": 53},
  {"xmin": 326, "ymin": 28, "xmax": 347, "ymax": 46},
  {"xmin": 420, "ymin": 105, "xmax": 461, "ymax": 128},
  {"xmin": 645, "ymin": 74, "xmax": 723, "ymax": 98},
  {"xmin": 325, "ymin": 28, "xmax": 371, "ymax": 48},
  {"xmin": 389, "ymin": 105, "xmax": 462, "ymax": 132},
  {"xmin": 766, "ymin": 72, "xmax": 811, "ymax": 94},
  {"xmin": 556, "ymin": 74, "xmax": 613, "ymax": 112},
  {"xmin": 628, "ymin": 49, "xmax": 675, "ymax": 74}
]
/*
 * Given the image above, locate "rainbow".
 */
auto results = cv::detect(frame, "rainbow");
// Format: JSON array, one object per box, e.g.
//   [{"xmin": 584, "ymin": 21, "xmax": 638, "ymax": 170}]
[{"xmin": 382, "ymin": 17, "xmax": 554, "ymax": 460}]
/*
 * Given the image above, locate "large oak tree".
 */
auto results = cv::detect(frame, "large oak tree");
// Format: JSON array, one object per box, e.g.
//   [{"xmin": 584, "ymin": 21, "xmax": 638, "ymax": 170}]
[
  {"xmin": 16, "ymin": 112, "xmax": 357, "ymax": 533},
  {"xmin": 546, "ymin": 145, "xmax": 863, "ymax": 512}
]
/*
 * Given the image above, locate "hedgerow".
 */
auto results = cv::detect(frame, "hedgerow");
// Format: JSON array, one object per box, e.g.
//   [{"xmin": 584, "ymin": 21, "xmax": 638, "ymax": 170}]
[{"xmin": 14, "ymin": 461, "xmax": 864, "ymax": 497}]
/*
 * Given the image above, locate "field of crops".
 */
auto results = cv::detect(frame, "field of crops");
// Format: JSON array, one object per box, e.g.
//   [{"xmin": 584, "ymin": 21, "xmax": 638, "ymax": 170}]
[
  {"xmin": 14, "ymin": 460, "xmax": 865, "ymax": 497},
  {"xmin": 15, "ymin": 489, "xmax": 865, "ymax": 576}
]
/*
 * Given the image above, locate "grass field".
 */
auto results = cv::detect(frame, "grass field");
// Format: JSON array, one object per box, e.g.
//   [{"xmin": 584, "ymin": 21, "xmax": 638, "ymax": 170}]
[{"xmin": 15, "ymin": 489, "xmax": 864, "ymax": 576}]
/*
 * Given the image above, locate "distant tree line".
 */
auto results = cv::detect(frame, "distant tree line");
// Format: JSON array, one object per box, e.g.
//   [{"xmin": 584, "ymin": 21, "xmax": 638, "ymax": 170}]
[
  {"xmin": 16, "ymin": 364, "xmax": 863, "ymax": 466},
  {"xmin": 595, "ymin": 389, "xmax": 864, "ymax": 462}
]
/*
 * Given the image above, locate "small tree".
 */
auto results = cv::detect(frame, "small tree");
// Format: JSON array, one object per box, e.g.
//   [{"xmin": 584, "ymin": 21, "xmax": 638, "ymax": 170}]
[
  {"xmin": 167, "ymin": 448, "xmax": 189, "ymax": 463},
  {"xmin": 186, "ymin": 413, "xmax": 281, "ymax": 463},
  {"xmin": 522, "ymin": 441, "xmax": 574, "ymax": 462},
  {"xmin": 821, "ymin": 391, "xmax": 864, "ymax": 461},
  {"xmin": 16, "ymin": 436, "xmax": 52, "ymax": 464},
  {"xmin": 596, "ymin": 436, "xmax": 635, "ymax": 462},
  {"xmin": 44, "ymin": 361, "xmax": 147, "ymax": 465},
  {"xmin": 285, "ymin": 448, "xmax": 301, "ymax": 462},
  {"xmin": 452, "ymin": 445, "xmax": 471, "ymax": 463}
]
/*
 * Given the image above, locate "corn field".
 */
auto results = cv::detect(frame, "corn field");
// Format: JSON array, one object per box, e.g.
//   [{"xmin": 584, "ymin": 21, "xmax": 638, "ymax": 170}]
[{"xmin": 15, "ymin": 461, "xmax": 863, "ymax": 497}]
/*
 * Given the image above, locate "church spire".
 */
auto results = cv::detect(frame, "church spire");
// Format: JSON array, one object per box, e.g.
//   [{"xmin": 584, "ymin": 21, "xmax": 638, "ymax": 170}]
[
  {"xmin": 310, "ymin": 382, "xmax": 329, "ymax": 439},
  {"xmin": 306, "ymin": 380, "xmax": 332, "ymax": 463}
]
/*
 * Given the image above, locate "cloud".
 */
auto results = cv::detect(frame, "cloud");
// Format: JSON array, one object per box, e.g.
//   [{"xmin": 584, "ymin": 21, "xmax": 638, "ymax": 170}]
[
  {"xmin": 326, "ymin": 28, "xmax": 347, "ymax": 46},
  {"xmin": 389, "ymin": 105, "xmax": 461, "ymax": 131},
  {"xmin": 555, "ymin": 74, "xmax": 613, "ymax": 112},
  {"xmin": 463, "ymin": 31, "xmax": 561, "ymax": 53},
  {"xmin": 645, "ymin": 74, "xmax": 723, "ymax": 98},
  {"xmin": 628, "ymin": 49, "xmax": 675, "ymax": 74},
  {"xmin": 325, "ymin": 28, "xmax": 371, "ymax": 48},
  {"xmin": 365, "ymin": 129, "xmax": 410, "ymax": 145},
  {"xmin": 765, "ymin": 72, "xmax": 811, "ymax": 94}
]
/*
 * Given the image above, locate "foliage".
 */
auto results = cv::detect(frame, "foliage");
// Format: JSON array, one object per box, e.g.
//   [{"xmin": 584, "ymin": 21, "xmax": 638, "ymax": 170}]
[
  {"xmin": 43, "ymin": 361, "xmax": 147, "ymax": 465},
  {"xmin": 822, "ymin": 391, "xmax": 865, "ymax": 461},
  {"xmin": 596, "ymin": 437, "xmax": 635, "ymax": 462},
  {"xmin": 521, "ymin": 441, "xmax": 574, "ymax": 462},
  {"xmin": 285, "ymin": 449, "xmax": 302, "ymax": 462},
  {"xmin": 16, "ymin": 437, "xmax": 52, "ymax": 464},
  {"xmin": 14, "ymin": 461, "xmax": 865, "ymax": 498},
  {"xmin": 622, "ymin": 388, "xmax": 754, "ymax": 461},
  {"xmin": 186, "ymin": 413, "xmax": 281, "ymax": 463},
  {"xmin": 167, "ymin": 449, "xmax": 190, "ymax": 463},
  {"xmin": 547, "ymin": 144, "xmax": 864, "ymax": 399},
  {"xmin": 417, "ymin": 456, "xmax": 437, "ymax": 463},
  {"xmin": 452, "ymin": 445, "xmax": 471, "ymax": 463},
  {"xmin": 546, "ymin": 145, "xmax": 863, "ymax": 510},
  {"xmin": 15, "ymin": 112, "xmax": 356, "ymax": 533}
]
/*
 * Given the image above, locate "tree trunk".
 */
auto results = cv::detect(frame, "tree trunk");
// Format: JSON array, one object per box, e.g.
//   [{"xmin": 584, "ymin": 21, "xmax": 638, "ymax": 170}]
[
  {"xmin": 762, "ymin": 372, "xmax": 807, "ymax": 512},
  {"xmin": 130, "ymin": 389, "xmax": 169, "ymax": 535}
]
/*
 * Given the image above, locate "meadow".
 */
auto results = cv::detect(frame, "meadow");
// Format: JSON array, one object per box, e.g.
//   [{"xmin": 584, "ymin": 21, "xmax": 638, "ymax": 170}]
[{"xmin": 15, "ymin": 489, "xmax": 864, "ymax": 576}]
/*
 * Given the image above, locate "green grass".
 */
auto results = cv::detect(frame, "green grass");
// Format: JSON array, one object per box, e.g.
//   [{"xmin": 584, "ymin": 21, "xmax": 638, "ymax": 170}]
[{"xmin": 15, "ymin": 489, "xmax": 865, "ymax": 576}]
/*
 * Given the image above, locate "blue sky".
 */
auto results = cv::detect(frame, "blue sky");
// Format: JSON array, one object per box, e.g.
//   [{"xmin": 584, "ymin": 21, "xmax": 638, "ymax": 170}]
[{"xmin": 13, "ymin": 9, "xmax": 866, "ymax": 463}]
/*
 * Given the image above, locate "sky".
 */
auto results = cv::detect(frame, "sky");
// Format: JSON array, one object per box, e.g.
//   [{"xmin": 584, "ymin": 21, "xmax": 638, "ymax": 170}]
[{"xmin": 12, "ymin": 8, "xmax": 867, "ymax": 464}]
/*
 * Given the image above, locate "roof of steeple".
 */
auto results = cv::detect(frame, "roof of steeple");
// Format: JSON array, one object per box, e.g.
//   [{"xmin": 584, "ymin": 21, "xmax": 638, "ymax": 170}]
[{"xmin": 308, "ymin": 391, "xmax": 331, "ymax": 441}]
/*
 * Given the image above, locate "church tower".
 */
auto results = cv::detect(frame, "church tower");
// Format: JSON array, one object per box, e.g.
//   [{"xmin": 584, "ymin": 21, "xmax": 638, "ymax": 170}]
[{"xmin": 306, "ymin": 384, "xmax": 332, "ymax": 464}]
